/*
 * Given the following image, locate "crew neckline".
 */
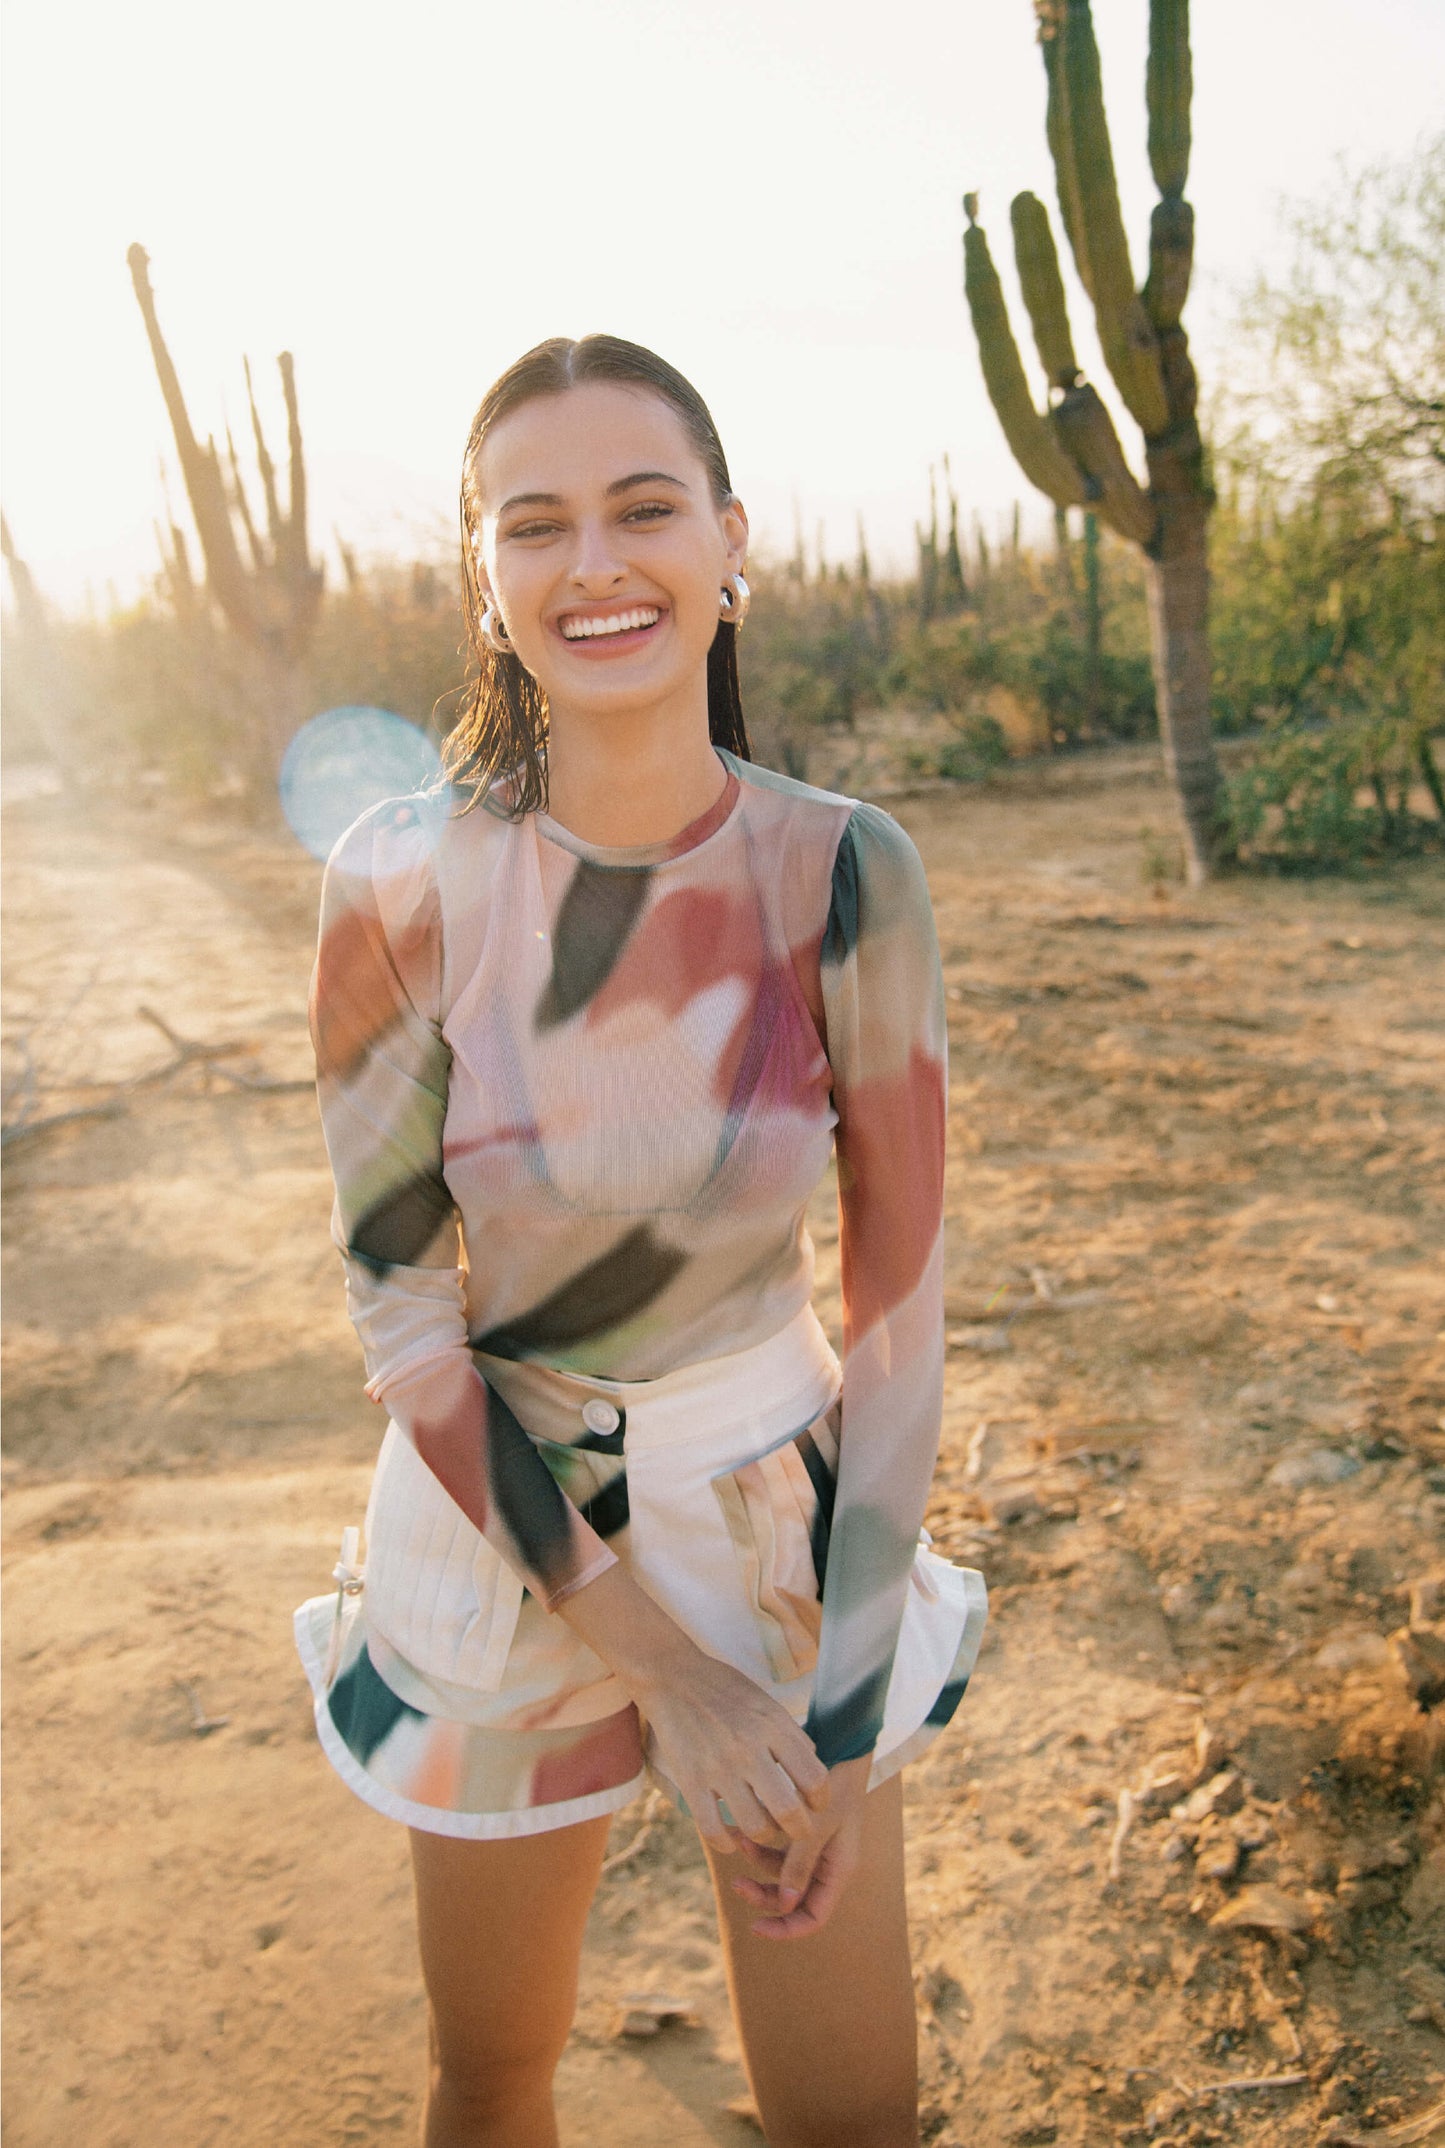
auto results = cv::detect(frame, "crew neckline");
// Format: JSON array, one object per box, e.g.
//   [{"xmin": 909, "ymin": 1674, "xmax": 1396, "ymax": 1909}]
[{"xmin": 533, "ymin": 757, "xmax": 742, "ymax": 868}]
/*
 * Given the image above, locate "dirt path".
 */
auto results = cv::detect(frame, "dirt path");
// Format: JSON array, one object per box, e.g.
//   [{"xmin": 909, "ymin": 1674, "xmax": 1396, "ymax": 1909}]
[{"xmin": 4, "ymin": 769, "xmax": 1443, "ymax": 2147}]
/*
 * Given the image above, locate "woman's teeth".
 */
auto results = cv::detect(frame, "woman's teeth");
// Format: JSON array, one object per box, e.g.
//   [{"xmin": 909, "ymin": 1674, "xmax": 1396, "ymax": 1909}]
[{"xmin": 559, "ymin": 607, "xmax": 660, "ymax": 641}]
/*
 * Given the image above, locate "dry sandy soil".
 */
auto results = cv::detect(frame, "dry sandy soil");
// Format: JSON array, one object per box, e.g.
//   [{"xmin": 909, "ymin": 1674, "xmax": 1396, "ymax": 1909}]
[{"xmin": 4, "ymin": 753, "xmax": 1444, "ymax": 2148}]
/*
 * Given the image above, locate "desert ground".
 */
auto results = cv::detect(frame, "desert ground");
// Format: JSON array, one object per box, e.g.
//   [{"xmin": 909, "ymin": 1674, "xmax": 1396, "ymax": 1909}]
[{"xmin": 3, "ymin": 751, "xmax": 1443, "ymax": 2148}]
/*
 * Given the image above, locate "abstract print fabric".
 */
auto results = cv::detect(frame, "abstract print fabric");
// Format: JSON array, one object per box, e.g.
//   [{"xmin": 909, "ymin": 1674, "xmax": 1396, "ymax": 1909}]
[{"xmin": 306, "ymin": 747, "xmax": 960, "ymax": 1802}]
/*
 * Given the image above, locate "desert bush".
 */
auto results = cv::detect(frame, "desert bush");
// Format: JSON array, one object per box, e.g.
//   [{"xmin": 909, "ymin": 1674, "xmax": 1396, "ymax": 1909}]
[
  {"xmin": 1212, "ymin": 137, "xmax": 1445, "ymax": 866},
  {"xmin": 734, "ymin": 558, "xmax": 890, "ymax": 776},
  {"xmin": 1, "ymin": 551, "xmax": 466, "ymax": 804}
]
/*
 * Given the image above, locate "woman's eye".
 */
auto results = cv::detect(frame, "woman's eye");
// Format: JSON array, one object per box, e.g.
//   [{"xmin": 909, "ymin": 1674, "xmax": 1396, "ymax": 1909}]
[
  {"xmin": 623, "ymin": 503, "xmax": 674, "ymax": 523},
  {"xmin": 504, "ymin": 520, "xmax": 560, "ymax": 540}
]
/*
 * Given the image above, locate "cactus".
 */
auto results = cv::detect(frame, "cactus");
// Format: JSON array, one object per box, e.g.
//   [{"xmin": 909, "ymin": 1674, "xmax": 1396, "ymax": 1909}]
[
  {"xmin": 961, "ymin": 0, "xmax": 1221, "ymax": 882},
  {"xmin": 126, "ymin": 243, "xmax": 323, "ymax": 779},
  {"xmin": 940, "ymin": 456, "xmax": 969, "ymax": 612},
  {"xmin": 963, "ymin": 205, "xmax": 1087, "ymax": 510},
  {"xmin": 1147, "ymin": 0, "xmax": 1192, "ymax": 196},
  {"xmin": 1010, "ymin": 192, "xmax": 1078, "ymax": 388}
]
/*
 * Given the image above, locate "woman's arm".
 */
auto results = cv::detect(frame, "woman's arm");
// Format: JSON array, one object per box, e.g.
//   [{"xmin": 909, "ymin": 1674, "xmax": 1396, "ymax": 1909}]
[
  {"xmin": 552, "ymin": 1553, "xmax": 833, "ymax": 1856},
  {"xmin": 806, "ymin": 801, "xmax": 949, "ymax": 1767},
  {"xmin": 310, "ymin": 795, "xmax": 618, "ymax": 1611}
]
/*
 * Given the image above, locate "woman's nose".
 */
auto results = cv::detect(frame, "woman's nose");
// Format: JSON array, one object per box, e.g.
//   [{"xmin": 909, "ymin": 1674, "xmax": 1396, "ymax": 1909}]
[{"xmin": 568, "ymin": 519, "xmax": 627, "ymax": 587}]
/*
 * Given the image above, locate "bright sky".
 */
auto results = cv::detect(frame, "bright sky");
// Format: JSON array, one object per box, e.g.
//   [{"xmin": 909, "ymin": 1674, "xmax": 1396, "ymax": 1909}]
[{"xmin": 3, "ymin": 0, "xmax": 1441, "ymax": 612}]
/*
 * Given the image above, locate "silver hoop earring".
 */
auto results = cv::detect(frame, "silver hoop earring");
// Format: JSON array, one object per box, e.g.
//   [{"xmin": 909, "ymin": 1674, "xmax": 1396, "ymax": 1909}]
[
  {"xmin": 479, "ymin": 601, "xmax": 514, "ymax": 657},
  {"xmin": 718, "ymin": 571, "xmax": 751, "ymax": 629}
]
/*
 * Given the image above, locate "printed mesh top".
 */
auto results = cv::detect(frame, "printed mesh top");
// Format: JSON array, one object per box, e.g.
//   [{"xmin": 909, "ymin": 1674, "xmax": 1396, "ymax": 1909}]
[{"xmin": 308, "ymin": 747, "xmax": 947, "ymax": 1769}]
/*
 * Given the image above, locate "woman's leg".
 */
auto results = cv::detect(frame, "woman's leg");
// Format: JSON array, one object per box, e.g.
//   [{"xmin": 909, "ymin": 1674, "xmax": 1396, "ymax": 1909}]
[
  {"xmin": 408, "ymin": 1813, "xmax": 613, "ymax": 2148},
  {"xmin": 701, "ymin": 1768, "xmax": 919, "ymax": 2148}
]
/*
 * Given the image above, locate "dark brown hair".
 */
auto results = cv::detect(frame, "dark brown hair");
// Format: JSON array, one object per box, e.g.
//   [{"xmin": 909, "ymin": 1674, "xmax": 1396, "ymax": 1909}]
[{"xmin": 441, "ymin": 334, "xmax": 751, "ymax": 817}]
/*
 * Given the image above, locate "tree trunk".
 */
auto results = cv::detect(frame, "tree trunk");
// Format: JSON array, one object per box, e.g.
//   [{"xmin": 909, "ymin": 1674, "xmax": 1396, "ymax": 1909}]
[
  {"xmin": 1144, "ymin": 489, "xmax": 1220, "ymax": 887},
  {"xmin": 232, "ymin": 645, "xmax": 308, "ymax": 809},
  {"xmin": 1082, "ymin": 510, "xmax": 1102, "ymax": 734}
]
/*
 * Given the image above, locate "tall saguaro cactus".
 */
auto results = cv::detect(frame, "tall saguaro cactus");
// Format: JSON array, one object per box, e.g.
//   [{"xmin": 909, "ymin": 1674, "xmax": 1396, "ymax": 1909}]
[
  {"xmin": 962, "ymin": 0, "xmax": 1221, "ymax": 882},
  {"xmin": 126, "ymin": 243, "xmax": 324, "ymax": 779}
]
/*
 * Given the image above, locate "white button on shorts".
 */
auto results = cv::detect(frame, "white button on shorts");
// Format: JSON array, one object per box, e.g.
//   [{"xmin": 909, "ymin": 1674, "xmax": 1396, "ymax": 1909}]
[{"xmin": 581, "ymin": 1397, "xmax": 621, "ymax": 1434}]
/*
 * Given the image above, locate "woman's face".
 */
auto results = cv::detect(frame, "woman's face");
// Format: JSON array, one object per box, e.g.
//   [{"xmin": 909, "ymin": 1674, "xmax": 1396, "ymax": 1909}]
[{"xmin": 471, "ymin": 379, "xmax": 748, "ymax": 720}]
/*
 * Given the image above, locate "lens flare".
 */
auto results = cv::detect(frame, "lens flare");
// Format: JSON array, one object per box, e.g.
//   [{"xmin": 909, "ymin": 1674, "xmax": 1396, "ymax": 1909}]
[{"xmin": 279, "ymin": 706, "xmax": 445, "ymax": 862}]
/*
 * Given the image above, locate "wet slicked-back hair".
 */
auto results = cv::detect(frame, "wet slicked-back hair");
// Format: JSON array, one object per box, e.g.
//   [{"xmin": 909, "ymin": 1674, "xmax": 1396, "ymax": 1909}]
[{"xmin": 442, "ymin": 334, "xmax": 750, "ymax": 817}]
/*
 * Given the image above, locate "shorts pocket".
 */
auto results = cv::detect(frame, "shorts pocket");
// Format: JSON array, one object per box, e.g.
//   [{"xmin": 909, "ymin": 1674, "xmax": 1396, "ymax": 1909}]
[
  {"xmin": 709, "ymin": 1399, "xmax": 839, "ymax": 1683},
  {"xmin": 363, "ymin": 1422, "xmax": 527, "ymax": 1692}
]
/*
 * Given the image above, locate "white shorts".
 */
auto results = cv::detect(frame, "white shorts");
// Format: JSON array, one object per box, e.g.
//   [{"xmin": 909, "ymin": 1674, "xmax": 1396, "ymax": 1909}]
[{"xmin": 293, "ymin": 1303, "xmax": 988, "ymax": 1839}]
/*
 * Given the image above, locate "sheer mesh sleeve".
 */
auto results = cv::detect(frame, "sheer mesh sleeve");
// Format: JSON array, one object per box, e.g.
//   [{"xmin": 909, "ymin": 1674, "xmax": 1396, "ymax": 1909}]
[
  {"xmin": 309, "ymin": 796, "xmax": 619, "ymax": 1612},
  {"xmin": 805, "ymin": 802, "xmax": 948, "ymax": 1764}
]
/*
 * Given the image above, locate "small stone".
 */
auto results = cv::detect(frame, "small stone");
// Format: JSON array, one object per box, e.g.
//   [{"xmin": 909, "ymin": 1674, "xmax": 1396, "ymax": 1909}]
[
  {"xmin": 1137, "ymin": 1772, "xmax": 1189, "ymax": 1815},
  {"xmin": 1230, "ymin": 1806, "xmax": 1273, "ymax": 1851},
  {"xmin": 1267, "ymin": 1448, "xmax": 1361, "ymax": 1491},
  {"xmin": 1173, "ymin": 1770, "xmax": 1246, "ymax": 1826},
  {"xmin": 1199, "ymin": 1836, "xmax": 1241, "ymax": 1882},
  {"xmin": 609, "ymin": 1993, "xmax": 700, "ymax": 2040},
  {"xmin": 1161, "ymin": 1832, "xmax": 1189, "ymax": 1864},
  {"xmin": 1208, "ymin": 1884, "xmax": 1312, "ymax": 1934},
  {"xmin": 612, "ymin": 2009, "xmax": 661, "ymax": 2039}
]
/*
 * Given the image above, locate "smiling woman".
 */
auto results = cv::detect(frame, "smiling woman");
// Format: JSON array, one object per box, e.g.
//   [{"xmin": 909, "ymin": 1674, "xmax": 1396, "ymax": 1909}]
[
  {"xmin": 293, "ymin": 333, "xmax": 987, "ymax": 2148},
  {"xmin": 443, "ymin": 340, "xmax": 753, "ymax": 839}
]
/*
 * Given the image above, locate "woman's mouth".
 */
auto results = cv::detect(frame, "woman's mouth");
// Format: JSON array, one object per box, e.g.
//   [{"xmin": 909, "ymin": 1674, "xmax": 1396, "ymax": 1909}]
[{"xmin": 554, "ymin": 604, "xmax": 665, "ymax": 656}]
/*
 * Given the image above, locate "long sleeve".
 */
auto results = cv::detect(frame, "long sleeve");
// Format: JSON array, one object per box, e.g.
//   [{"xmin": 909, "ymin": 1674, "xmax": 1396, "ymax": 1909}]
[
  {"xmin": 804, "ymin": 802, "xmax": 948, "ymax": 1766},
  {"xmin": 308, "ymin": 796, "xmax": 619, "ymax": 1612}
]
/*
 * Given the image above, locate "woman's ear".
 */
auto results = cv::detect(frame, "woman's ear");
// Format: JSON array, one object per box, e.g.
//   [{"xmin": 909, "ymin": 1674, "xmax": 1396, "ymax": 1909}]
[{"xmin": 722, "ymin": 494, "xmax": 749, "ymax": 577}]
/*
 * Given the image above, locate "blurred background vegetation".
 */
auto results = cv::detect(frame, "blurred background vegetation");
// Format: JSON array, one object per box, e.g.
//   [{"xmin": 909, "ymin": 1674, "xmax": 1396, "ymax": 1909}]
[{"xmin": 3, "ymin": 140, "xmax": 1440, "ymax": 876}]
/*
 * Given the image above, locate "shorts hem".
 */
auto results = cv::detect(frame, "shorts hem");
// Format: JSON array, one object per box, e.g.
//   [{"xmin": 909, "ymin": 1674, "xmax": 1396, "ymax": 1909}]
[{"xmin": 294, "ymin": 1601, "xmax": 650, "ymax": 1840}]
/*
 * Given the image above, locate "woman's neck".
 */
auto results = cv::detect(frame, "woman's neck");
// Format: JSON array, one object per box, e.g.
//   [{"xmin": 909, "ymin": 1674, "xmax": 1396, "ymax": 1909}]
[{"xmin": 541, "ymin": 698, "xmax": 727, "ymax": 849}]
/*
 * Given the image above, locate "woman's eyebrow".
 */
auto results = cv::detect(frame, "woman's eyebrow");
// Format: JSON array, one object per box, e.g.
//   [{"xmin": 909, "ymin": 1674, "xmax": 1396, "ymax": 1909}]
[
  {"xmin": 497, "ymin": 470, "xmax": 690, "ymax": 515},
  {"xmin": 604, "ymin": 469, "xmax": 689, "ymax": 496}
]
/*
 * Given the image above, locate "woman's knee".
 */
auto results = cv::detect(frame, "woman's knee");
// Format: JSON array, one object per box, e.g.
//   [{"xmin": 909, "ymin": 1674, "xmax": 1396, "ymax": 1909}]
[{"xmin": 426, "ymin": 2004, "xmax": 567, "ymax": 2121}]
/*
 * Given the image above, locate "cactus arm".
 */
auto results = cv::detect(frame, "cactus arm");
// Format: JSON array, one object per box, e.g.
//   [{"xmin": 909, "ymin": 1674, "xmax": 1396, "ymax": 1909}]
[
  {"xmin": 279, "ymin": 350, "xmax": 308, "ymax": 576},
  {"xmin": 1052, "ymin": 384, "xmax": 1157, "ymax": 546},
  {"xmin": 1056, "ymin": 1, "xmax": 1170, "ymax": 438},
  {"xmin": 243, "ymin": 355, "xmax": 285, "ymax": 552},
  {"xmin": 1147, "ymin": 0, "xmax": 1191, "ymax": 197},
  {"xmin": 1010, "ymin": 193, "xmax": 1079, "ymax": 389},
  {"xmin": 126, "ymin": 243, "xmax": 262, "ymax": 644},
  {"xmin": 963, "ymin": 209, "xmax": 1088, "ymax": 510},
  {"xmin": 277, "ymin": 348, "xmax": 324, "ymax": 650},
  {"xmin": 1, "ymin": 513, "xmax": 45, "ymax": 632},
  {"xmin": 1037, "ymin": 7, "xmax": 1088, "ymax": 287},
  {"xmin": 1143, "ymin": 195, "xmax": 1195, "ymax": 332},
  {"xmin": 224, "ymin": 424, "xmax": 267, "ymax": 574}
]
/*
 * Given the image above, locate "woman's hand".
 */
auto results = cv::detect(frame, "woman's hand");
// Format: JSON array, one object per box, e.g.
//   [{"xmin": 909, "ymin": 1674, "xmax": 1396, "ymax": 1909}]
[
  {"xmin": 632, "ymin": 1646, "xmax": 833, "ymax": 1855},
  {"xmin": 551, "ymin": 1559, "xmax": 831, "ymax": 1852},
  {"xmin": 722, "ymin": 1752, "xmax": 873, "ymax": 1939}
]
